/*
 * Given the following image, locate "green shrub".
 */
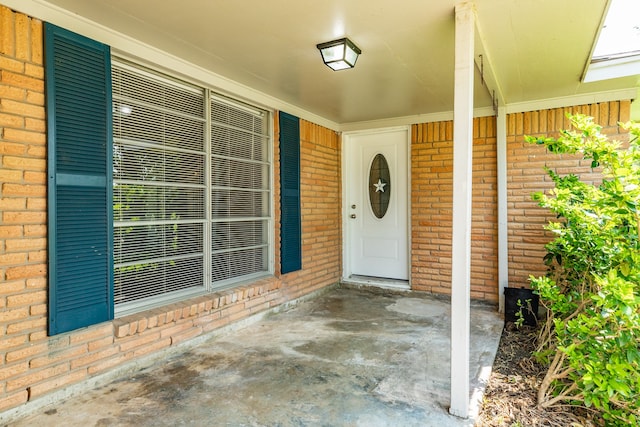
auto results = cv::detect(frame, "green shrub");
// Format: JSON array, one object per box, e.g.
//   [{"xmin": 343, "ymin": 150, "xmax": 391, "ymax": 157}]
[{"xmin": 526, "ymin": 114, "xmax": 640, "ymax": 425}]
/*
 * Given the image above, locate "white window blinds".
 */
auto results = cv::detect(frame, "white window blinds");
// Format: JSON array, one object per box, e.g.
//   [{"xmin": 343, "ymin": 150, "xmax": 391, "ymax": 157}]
[
  {"xmin": 210, "ymin": 96, "xmax": 270, "ymax": 285},
  {"xmin": 112, "ymin": 62, "xmax": 206, "ymax": 309},
  {"xmin": 112, "ymin": 61, "xmax": 271, "ymax": 311}
]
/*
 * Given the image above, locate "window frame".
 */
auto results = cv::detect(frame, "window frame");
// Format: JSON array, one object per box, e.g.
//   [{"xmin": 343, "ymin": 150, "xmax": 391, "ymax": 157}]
[{"xmin": 111, "ymin": 57, "xmax": 274, "ymax": 317}]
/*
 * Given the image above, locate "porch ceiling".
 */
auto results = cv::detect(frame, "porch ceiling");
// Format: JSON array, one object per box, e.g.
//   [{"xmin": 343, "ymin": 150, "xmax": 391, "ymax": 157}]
[{"xmin": 33, "ymin": 0, "xmax": 639, "ymax": 125}]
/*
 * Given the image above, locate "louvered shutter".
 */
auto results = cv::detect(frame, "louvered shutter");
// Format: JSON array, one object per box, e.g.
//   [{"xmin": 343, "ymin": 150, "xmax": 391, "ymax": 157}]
[
  {"xmin": 279, "ymin": 112, "xmax": 301, "ymax": 273},
  {"xmin": 45, "ymin": 24, "xmax": 113, "ymax": 334}
]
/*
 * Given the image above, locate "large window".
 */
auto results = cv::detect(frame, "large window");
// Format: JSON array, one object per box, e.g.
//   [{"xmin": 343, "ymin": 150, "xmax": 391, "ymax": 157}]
[{"xmin": 112, "ymin": 61, "xmax": 271, "ymax": 313}]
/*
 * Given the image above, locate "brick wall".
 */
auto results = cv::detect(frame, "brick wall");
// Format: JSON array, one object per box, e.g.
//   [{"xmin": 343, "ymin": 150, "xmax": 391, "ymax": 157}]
[
  {"xmin": 506, "ymin": 101, "xmax": 631, "ymax": 288},
  {"xmin": 411, "ymin": 101, "xmax": 631, "ymax": 301},
  {"xmin": 273, "ymin": 116, "xmax": 342, "ymax": 300},
  {"xmin": 0, "ymin": 5, "xmax": 47, "ymax": 412},
  {"xmin": 297, "ymin": 120, "xmax": 342, "ymax": 294},
  {"xmin": 0, "ymin": 6, "xmax": 342, "ymax": 416},
  {"xmin": 411, "ymin": 117, "xmax": 498, "ymax": 302}
]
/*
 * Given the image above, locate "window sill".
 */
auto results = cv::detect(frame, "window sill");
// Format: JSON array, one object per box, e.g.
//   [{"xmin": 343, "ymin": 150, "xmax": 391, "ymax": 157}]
[{"xmin": 112, "ymin": 276, "xmax": 281, "ymax": 339}]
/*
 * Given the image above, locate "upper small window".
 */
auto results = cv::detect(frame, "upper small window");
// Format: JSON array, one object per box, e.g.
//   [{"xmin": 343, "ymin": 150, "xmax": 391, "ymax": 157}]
[
  {"xmin": 592, "ymin": 0, "xmax": 640, "ymax": 61},
  {"xmin": 584, "ymin": 0, "xmax": 640, "ymax": 82}
]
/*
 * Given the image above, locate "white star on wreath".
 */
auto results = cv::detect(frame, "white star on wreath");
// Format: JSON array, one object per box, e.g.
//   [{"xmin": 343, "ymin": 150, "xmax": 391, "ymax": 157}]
[{"xmin": 373, "ymin": 178, "xmax": 386, "ymax": 193}]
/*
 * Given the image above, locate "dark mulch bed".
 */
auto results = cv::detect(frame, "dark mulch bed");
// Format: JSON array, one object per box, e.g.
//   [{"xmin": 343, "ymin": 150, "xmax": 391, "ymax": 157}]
[{"xmin": 476, "ymin": 323, "xmax": 600, "ymax": 427}]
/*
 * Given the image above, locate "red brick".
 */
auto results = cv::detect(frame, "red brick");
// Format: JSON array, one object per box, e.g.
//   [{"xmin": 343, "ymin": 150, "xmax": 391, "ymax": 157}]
[
  {"xmin": 70, "ymin": 346, "xmax": 120, "ymax": 370},
  {"xmin": 31, "ymin": 19, "xmax": 43, "ymax": 65},
  {"xmin": 6, "ymin": 316, "xmax": 47, "ymax": 334},
  {"xmin": 26, "ymin": 277, "xmax": 46, "ymax": 289},
  {"xmin": 169, "ymin": 326, "xmax": 203, "ymax": 345},
  {"xmin": 5, "ymin": 237, "xmax": 45, "ymax": 252},
  {"xmin": 7, "ymin": 290, "xmax": 46, "ymax": 307},
  {"xmin": 23, "ymin": 225, "xmax": 45, "ymax": 238},
  {"xmin": 140, "ymin": 313, "xmax": 157, "ymax": 330},
  {"xmin": 0, "ymin": 87, "xmax": 25, "ymax": 109},
  {"xmin": 14, "ymin": 13, "xmax": 30, "ymax": 61},
  {"xmin": 25, "ymin": 117, "xmax": 45, "ymax": 132},
  {"xmin": 6, "ymin": 363, "xmax": 70, "ymax": 391},
  {"xmin": 24, "ymin": 170, "xmax": 46, "ymax": 183},
  {"xmin": 117, "ymin": 331, "xmax": 162, "ymax": 353},
  {"xmin": 26, "ymin": 145, "xmax": 45, "ymax": 158},
  {"xmin": 0, "ymin": 307, "xmax": 29, "ymax": 323},
  {"xmin": 4, "ymin": 263, "xmax": 45, "ymax": 280},
  {"xmin": 0, "ymin": 169, "xmax": 23, "ymax": 184},
  {"xmin": 0, "ymin": 56, "xmax": 23, "ymax": 74},
  {"xmin": 0, "ymin": 112, "xmax": 24, "ymax": 127},
  {"xmin": 0, "ymin": 6, "xmax": 15, "ymax": 56},
  {"xmin": 24, "ymin": 63, "xmax": 43, "ymax": 79},
  {"xmin": 30, "ymin": 303, "xmax": 46, "ymax": 315},
  {"xmin": 87, "ymin": 336, "xmax": 114, "ymax": 352},
  {"xmin": 0, "ymin": 70, "xmax": 44, "ymax": 91},
  {"xmin": 0, "ymin": 99, "xmax": 45, "ymax": 118},
  {"xmin": 29, "ymin": 330, "xmax": 47, "ymax": 342},
  {"xmin": 159, "ymin": 322, "xmax": 194, "ymax": 340},
  {"xmin": 87, "ymin": 353, "xmax": 130, "ymax": 375},
  {"xmin": 0, "ymin": 141, "xmax": 26, "ymax": 155},
  {"xmin": 2, "ymin": 211, "xmax": 46, "ymax": 224},
  {"xmin": 131, "ymin": 338, "xmax": 172, "ymax": 357},
  {"xmin": 26, "ymin": 90, "xmax": 45, "ymax": 106},
  {"xmin": 28, "ymin": 369, "xmax": 87, "ymax": 398},
  {"xmin": 70, "ymin": 323, "xmax": 114, "ymax": 345},
  {"xmin": 0, "ymin": 252, "xmax": 27, "ymax": 265},
  {"xmin": 0, "ymin": 390, "xmax": 28, "ymax": 411},
  {"xmin": 193, "ymin": 312, "xmax": 221, "ymax": 327},
  {"xmin": 26, "ymin": 197, "xmax": 46, "ymax": 210},
  {"xmin": 0, "ymin": 280, "xmax": 26, "ymax": 296},
  {"xmin": 30, "ymin": 345, "xmax": 88, "ymax": 369},
  {"xmin": 2, "ymin": 183, "xmax": 46, "ymax": 197},
  {"xmin": 220, "ymin": 303, "xmax": 245, "ymax": 318},
  {"xmin": 201, "ymin": 316, "xmax": 230, "ymax": 333},
  {"xmin": 0, "ymin": 330, "xmax": 27, "ymax": 349}
]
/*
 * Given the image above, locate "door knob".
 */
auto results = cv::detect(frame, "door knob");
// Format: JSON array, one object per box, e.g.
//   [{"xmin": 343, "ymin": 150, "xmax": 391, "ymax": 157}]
[{"xmin": 350, "ymin": 214, "xmax": 356, "ymax": 219}]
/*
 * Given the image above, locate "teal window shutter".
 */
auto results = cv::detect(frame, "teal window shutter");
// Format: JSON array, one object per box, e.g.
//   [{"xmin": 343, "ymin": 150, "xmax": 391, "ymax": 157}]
[
  {"xmin": 279, "ymin": 112, "xmax": 302, "ymax": 273},
  {"xmin": 45, "ymin": 24, "xmax": 113, "ymax": 334}
]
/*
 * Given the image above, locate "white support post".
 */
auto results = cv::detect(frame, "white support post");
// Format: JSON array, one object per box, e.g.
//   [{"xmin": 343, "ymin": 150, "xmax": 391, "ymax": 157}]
[
  {"xmin": 450, "ymin": 1, "xmax": 475, "ymax": 419},
  {"xmin": 497, "ymin": 106, "xmax": 508, "ymax": 312}
]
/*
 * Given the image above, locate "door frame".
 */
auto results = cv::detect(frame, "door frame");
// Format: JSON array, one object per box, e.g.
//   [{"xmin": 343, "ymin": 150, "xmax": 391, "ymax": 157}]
[{"xmin": 341, "ymin": 126, "xmax": 412, "ymax": 285}]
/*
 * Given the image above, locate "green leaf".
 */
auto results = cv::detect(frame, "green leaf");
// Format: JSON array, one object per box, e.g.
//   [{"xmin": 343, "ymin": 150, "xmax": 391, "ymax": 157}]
[{"xmin": 526, "ymin": 114, "xmax": 640, "ymax": 422}]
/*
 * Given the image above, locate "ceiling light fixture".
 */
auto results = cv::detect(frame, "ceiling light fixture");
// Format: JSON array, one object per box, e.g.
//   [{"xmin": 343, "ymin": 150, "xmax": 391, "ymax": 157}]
[{"xmin": 316, "ymin": 37, "xmax": 361, "ymax": 71}]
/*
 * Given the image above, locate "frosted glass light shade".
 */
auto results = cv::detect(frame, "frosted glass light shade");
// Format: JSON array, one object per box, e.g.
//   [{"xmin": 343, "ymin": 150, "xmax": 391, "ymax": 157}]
[{"xmin": 316, "ymin": 37, "xmax": 361, "ymax": 71}]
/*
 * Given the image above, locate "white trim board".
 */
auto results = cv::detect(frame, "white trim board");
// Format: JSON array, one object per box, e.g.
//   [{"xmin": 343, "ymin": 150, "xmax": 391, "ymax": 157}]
[
  {"xmin": 503, "ymin": 88, "xmax": 638, "ymax": 115},
  {"xmin": 341, "ymin": 88, "xmax": 637, "ymax": 131}
]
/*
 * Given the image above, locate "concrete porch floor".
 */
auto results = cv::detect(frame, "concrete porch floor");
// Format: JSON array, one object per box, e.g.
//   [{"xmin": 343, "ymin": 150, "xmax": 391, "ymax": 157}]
[{"xmin": 10, "ymin": 286, "xmax": 503, "ymax": 427}]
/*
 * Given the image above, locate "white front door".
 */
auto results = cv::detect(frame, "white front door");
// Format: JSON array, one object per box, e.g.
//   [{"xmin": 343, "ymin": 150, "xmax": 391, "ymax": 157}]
[{"xmin": 344, "ymin": 128, "xmax": 409, "ymax": 280}]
